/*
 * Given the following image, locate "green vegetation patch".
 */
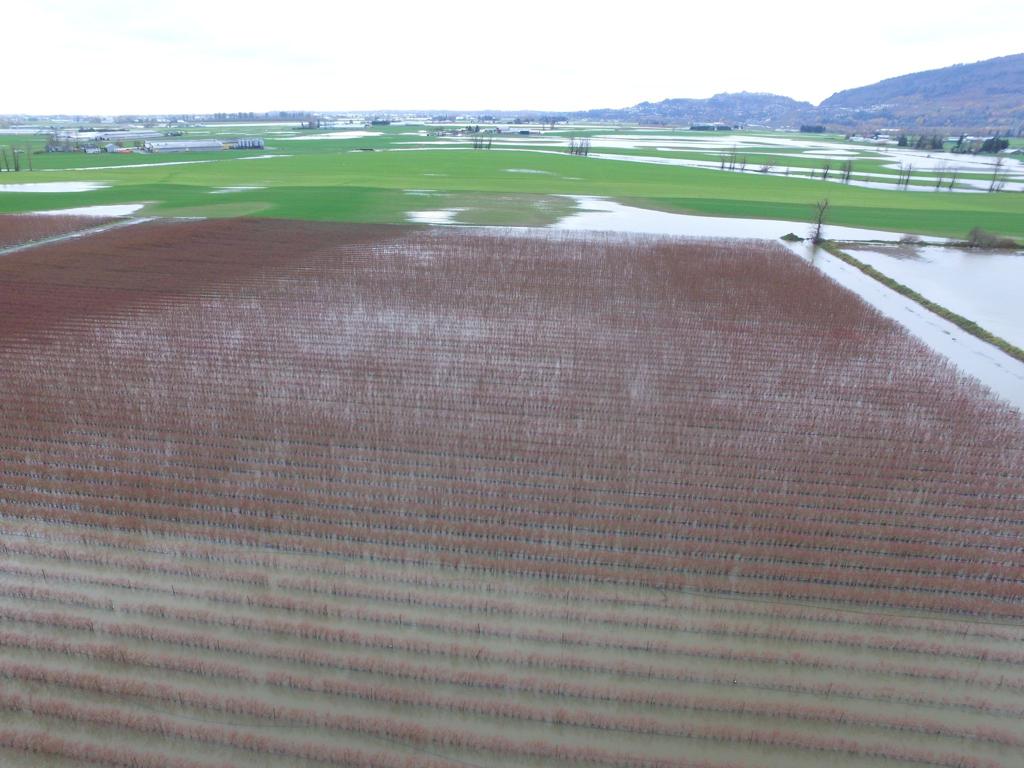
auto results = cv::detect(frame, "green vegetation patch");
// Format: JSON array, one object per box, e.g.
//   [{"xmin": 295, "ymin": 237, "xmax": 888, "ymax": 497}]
[{"xmin": 2, "ymin": 125, "xmax": 1022, "ymax": 239}]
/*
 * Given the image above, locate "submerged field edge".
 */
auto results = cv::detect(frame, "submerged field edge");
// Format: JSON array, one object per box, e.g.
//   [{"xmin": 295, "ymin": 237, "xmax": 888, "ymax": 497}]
[{"xmin": 820, "ymin": 241, "xmax": 1024, "ymax": 365}]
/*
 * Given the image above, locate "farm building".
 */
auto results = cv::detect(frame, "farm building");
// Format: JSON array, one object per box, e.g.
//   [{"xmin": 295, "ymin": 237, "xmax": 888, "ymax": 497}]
[
  {"xmin": 144, "ymin": 140, "xmax": 226, "ymax": 153},
  {"xmin": 223, "ymin": 137, "xmax": 265, "ymax": 150}
]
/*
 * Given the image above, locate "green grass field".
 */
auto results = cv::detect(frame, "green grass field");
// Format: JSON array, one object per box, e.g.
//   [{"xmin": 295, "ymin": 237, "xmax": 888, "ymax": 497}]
[{"xmin": 1, "ymin": 124, "xmax": 1021, "ymax": 238}]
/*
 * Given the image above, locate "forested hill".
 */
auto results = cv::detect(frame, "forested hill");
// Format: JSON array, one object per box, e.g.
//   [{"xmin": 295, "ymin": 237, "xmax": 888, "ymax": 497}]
[
  {"xmin": 571, "ymin": 54, "xmax": 1023, "ymax": 133},
  {"xmin": 817, "ymin": 53, "xmax": 1024, "ymax": 133},
  {"xmin": 575, "ymin": 92, "xmax": 814, "ymax": 127}
]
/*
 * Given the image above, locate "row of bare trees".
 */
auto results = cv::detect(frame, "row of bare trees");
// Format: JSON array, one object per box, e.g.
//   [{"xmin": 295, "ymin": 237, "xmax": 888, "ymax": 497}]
[
  {"xmin": 0, "ymin": 145, "xmax": 32, "ymax": 171},
  {"xmin": 568, "ymin": 136, "xmax": 590, "ymax": 156}
]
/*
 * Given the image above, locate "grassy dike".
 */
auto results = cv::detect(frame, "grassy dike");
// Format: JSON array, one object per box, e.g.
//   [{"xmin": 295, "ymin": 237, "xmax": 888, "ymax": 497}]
[{"xmin": 820, "ymin": 240, "xmax": 1024, "ymax": 364}]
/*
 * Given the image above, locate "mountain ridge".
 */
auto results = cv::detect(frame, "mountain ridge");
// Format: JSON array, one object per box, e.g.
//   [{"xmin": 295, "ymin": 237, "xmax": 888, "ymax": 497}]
[{"xmin": 571, "ymin": 54, "xmax": 1024, "ymax": 133}]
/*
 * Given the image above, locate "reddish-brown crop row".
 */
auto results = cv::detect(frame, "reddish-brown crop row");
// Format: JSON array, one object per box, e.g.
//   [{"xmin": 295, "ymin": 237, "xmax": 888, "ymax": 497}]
[
  {"xmin": 4, "ymin": 578, "xmax": 1020, "ymax": 666},
  {"xmin": 2, "ymin": 662, "xmax": 1018, "ymax": 760},
  {"xmin": 7, "ymin": 535, "xmax": 1023, "ymax": 644},
  {"xmin": 0, "ymin": 729, "xmax": 235, "ymax": 768},
  {"xmin": 4, "ymin": 604, "xmax": 1021, "ymax": 697},
  {"xmin": 5, "ymin": 623, "xmax": 1020, "ymax": 728}
]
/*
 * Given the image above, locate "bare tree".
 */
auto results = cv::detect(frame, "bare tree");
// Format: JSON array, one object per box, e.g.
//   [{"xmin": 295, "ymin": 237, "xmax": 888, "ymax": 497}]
[
  {"xmin": 840, "ymin": 160, "xmax": 853, "ymax": 184},
  {"xmin": 989, "ymin": 157, "xmax": 1006, "ymax": 193},
  {"xmin": 811, "ymin": 199, "xmax": 830, "ymax": 244},
  {"xmin": 820, "ymin": 161, "xmax": 832, "ymax": 181},
  {"xmin": 896, "ymin": 163, "xmax": 914, "ymax": 190},
  {"xmin": 568, "ymin": 137, "xmax": 590, "ymax": 156}
]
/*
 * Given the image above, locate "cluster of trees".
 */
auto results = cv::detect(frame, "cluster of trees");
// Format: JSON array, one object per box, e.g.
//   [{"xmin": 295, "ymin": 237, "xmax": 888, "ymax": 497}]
[
  {"xmin": 568, "ymin": 136, "xmax": 591, "ymax": 156},
  {"xmin": 894, "ymin": 133, "xmax": 1011, "ymax": 155},
  {"xmin": 809, "ymin": 162, "xmax": 855, "ymax": 184},
  {"xmin": 897, "ymin": 133, "xmax": 945, "ymax": 150},
  {"xmin": 719, "ymin": 150, "xmax": 746, "ymax": 171},
  {"xmin": 0, "ymin": 145, "xmax": 31, "ymax": 171},
  {"xmin": 951, "ymin": 134, "xmax": 1011, "ymax": 154}
]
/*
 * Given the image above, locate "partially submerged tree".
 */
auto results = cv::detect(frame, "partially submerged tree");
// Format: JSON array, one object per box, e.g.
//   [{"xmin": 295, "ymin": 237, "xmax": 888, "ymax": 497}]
[
  {"xmin": 988, "ymin": 157, "xmax": 1006, "ymax": 192},
  {"xmin": 967, "ymin": 227, "xmax": 1018, "ymax": 249},
  {"xmin": 810, "ymin": 199, "xmax": 830, "ymax": 244},
  {"xmin": 896, "ymin": 163, "xmax": 914, "ymax": 190},
  {"xmin": 568, "ymin": 136, "xmax": 591, "ymax": 156}
]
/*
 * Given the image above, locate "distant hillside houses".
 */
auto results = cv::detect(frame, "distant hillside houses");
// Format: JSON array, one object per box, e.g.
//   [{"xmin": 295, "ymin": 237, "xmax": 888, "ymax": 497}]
[{"xmin": 143, "ymin": 137, "xmax": 264, "ymax": 153}]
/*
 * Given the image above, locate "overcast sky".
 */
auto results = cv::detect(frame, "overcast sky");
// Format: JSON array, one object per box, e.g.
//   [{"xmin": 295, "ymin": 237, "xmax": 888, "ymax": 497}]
[{"xmin": 5, "ymin": 0, "xmax": 1022, "ymax": 115}]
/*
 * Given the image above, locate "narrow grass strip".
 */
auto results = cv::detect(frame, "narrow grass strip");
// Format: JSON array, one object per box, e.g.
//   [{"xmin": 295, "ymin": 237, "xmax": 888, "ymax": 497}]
[{"xmin": 821, "ymin": 241, "xmax": 1024, "ymax": 364}]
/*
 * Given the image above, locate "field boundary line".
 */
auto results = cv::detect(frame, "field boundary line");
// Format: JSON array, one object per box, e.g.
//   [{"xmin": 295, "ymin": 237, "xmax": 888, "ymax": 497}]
[{"xmin": 0, "ymin": 216, "xmax": 155, "ymax": 257}]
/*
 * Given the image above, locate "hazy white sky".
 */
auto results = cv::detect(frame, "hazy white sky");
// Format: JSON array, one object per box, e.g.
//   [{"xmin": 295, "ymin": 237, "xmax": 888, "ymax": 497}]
[{"xmin": 5, "ymin": 0, "xmax": 1021, "ymax": 114}]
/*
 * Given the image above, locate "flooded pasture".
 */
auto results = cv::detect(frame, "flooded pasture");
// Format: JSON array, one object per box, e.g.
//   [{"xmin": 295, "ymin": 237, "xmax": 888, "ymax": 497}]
[
  {"xmin": 407, "ymin": 209, "xmax": 464, "ymax": 224},
  {"xmin": 843, "ymin": 244, "xmax": 1024, "ymax": 349},
  {"xmin": 209, "ymin": 186, "xmax": 266, "ymax": 194},
  {"xmin": 280, "ymin": 131, "xmax": 381, "ymax": 141},
  {"xmin": 0, "ymin": 182, "xmax": 108, "ymax": 193},
  {"xmin": 34, "ymin": 203, "xmax": 146, "ymax": 216},
  {"xmin": 553, "ymin": 196, "xmax": 928, "ymax": 242}
]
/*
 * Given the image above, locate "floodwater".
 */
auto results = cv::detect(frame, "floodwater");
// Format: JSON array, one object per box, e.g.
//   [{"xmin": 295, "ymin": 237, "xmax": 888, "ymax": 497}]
[
  {"xmin": 0, "ymin": 181, "xmax": 108, "ymax": 193},
  {"xmin": 42, "ymin": 160, "xmax": 214, "ymax": 172},
  {"xmin": 235, "ymin": 154, "xmax": 292, "ymax": 160},
  {"xmin": 200, "ymin": 121, "xmax": 303, "ymax": 128},
  {"xmin": 843, "ymin": 244, "xmax": 1024, "ymax": 349},
  {"xmin": 35, "ymin": 203, "xmax": 145, "ymax": 216},
  {"xmin": 280, "ymin": 131, "xmax": 381, "ymax": 141},
  {"xmin": 407, "ymin": 209, "xmax": 463, "ymax": 224},
  {"xmin": 396, "ymin": 133, "xmax": 1024, "ymax": 193},
  {"xmin": 552, "ymin": 196, "xmax": 928, "ymax": 242},
  {"xmin": 210, "ymin": 186, "xmax": 266, "ymax": 194}
]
